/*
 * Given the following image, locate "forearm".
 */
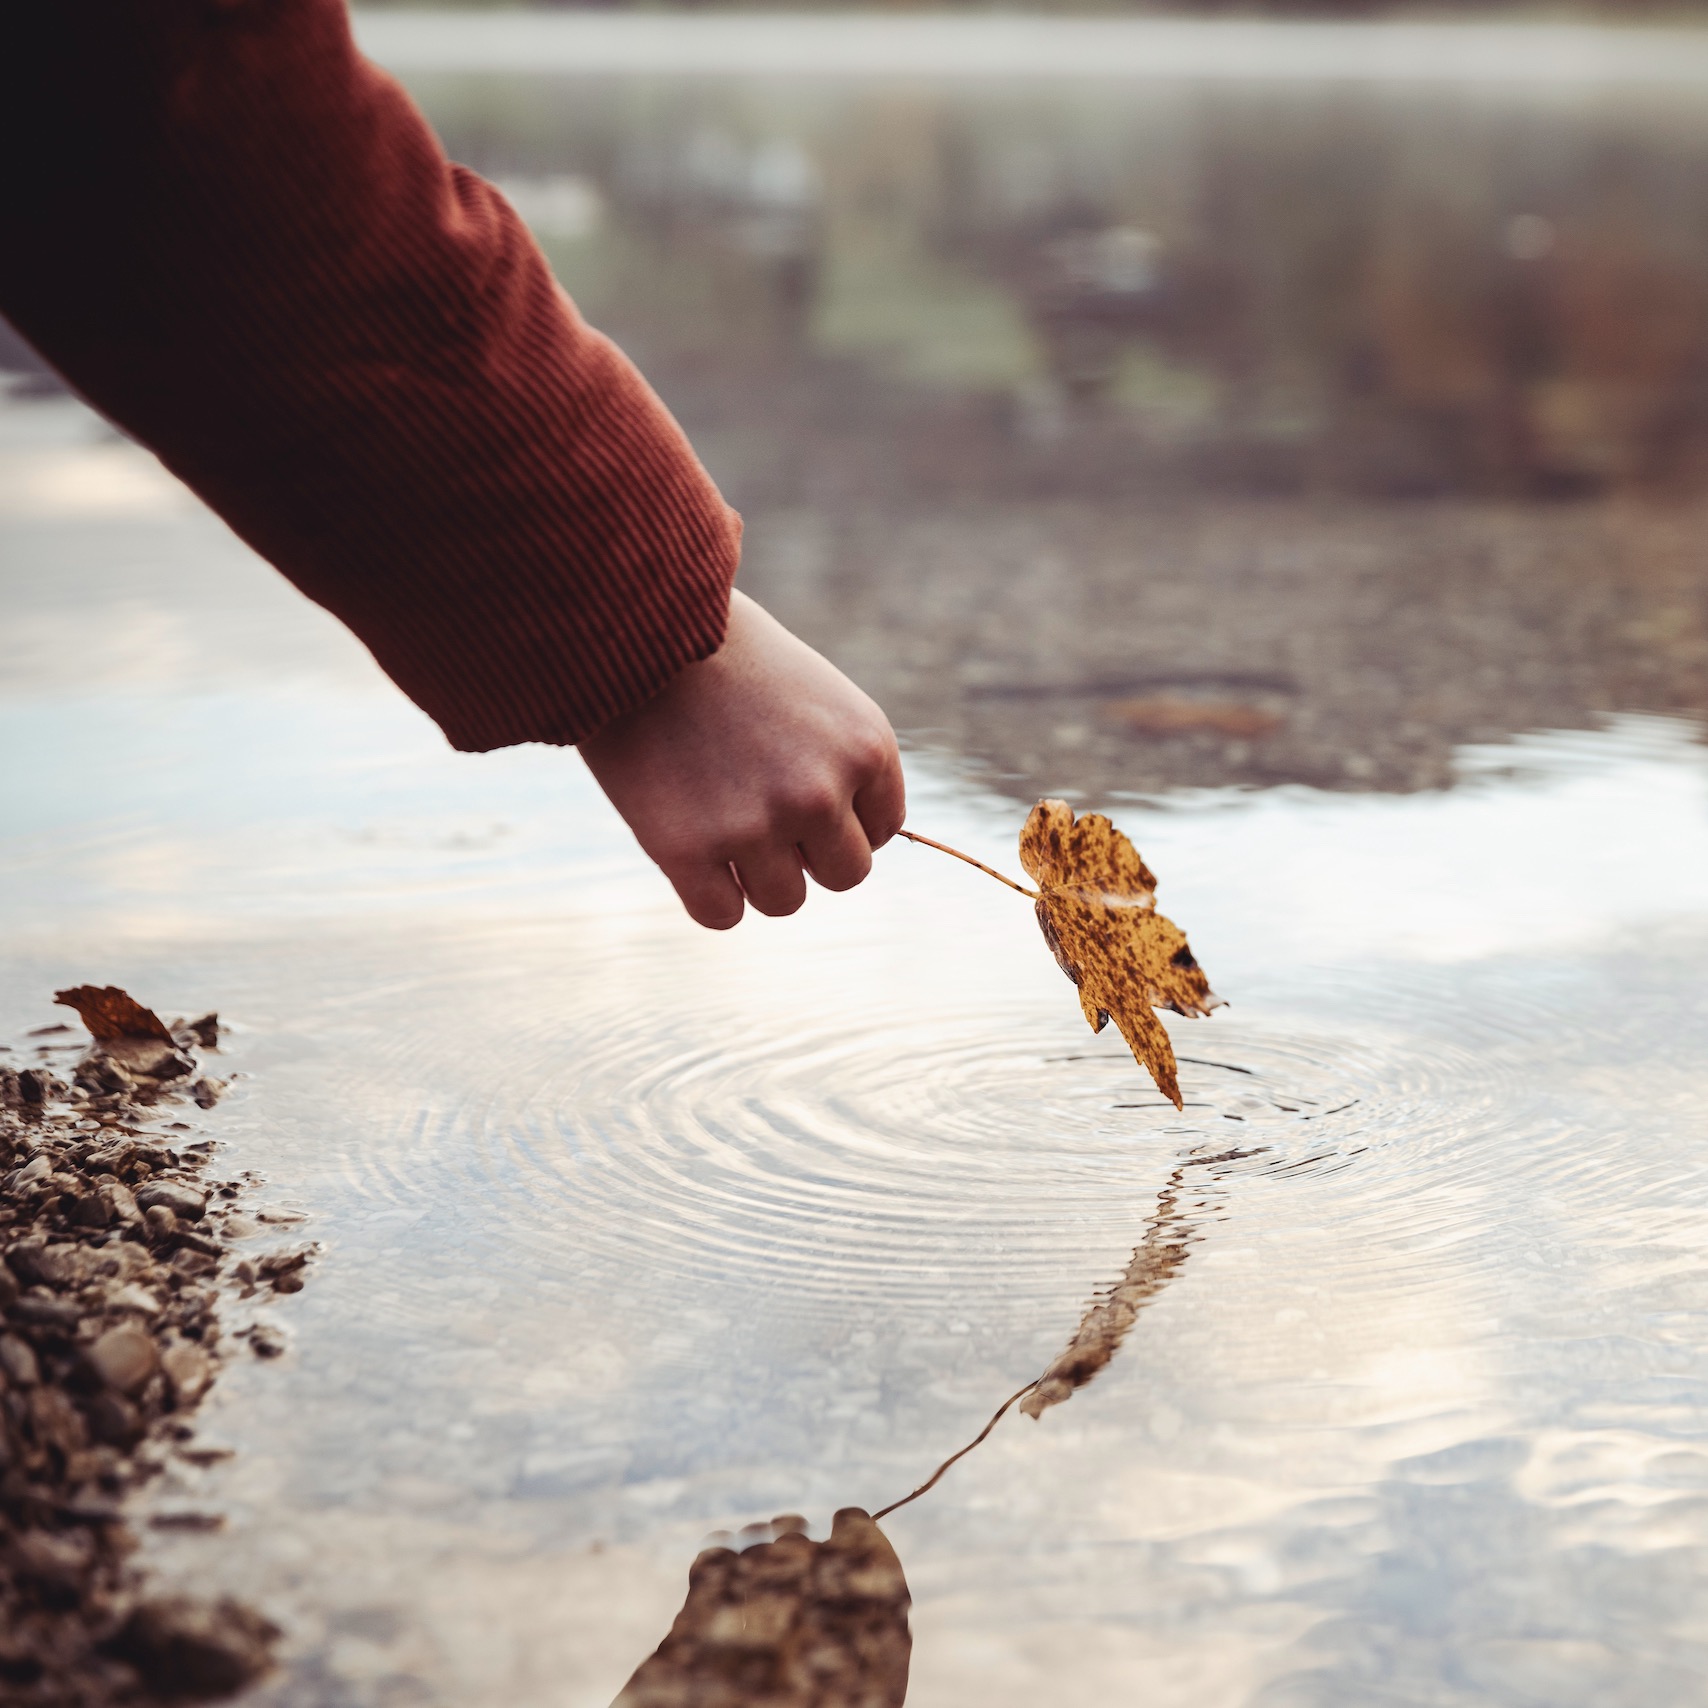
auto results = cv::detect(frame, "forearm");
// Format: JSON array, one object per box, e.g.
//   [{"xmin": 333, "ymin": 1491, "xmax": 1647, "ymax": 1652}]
[{"xmin": 0, "ymin": 0, "xmax": 739, "ymax": 750}]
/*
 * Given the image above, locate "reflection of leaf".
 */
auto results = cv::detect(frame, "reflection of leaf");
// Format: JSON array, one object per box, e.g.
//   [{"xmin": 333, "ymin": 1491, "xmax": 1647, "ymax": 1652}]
[
  {"xmin": 53, "ymin": 985, "xmax": 173, "ymax": 1044},
  {"xmin": 615, "ymin": 1509, "xmax": 909, "ymax": 1708},
  {"xmin": 876, "ymin": 1148, "xmax": 1256, "ymax": 1517},
  {"xmin": 1018, "ymin": 800, "xmax": 1221, "ymax": 1111},
  {"xmin": 1020, "ymin": 1163, "xmax": 1197, "ymax": 1419}
]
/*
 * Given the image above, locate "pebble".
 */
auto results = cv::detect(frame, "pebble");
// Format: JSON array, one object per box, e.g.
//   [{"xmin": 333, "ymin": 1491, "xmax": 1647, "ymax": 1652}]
[
  {"xmin": 87, "ymin": 1390, "xmax": 143, "ymax": 1447},
  {"xmin": 136, "ymin": 1179, "xmax": 208, "ymax": 1221},
  {"xmin": 85, "ymin": 1324, "xmax": 159, "ymax": 1394},
  {"xmin": 6, "ymin": 1154, "xmax": 51, "ymax": 1190},
  {"xmin": 11, "ymin": 1293, "xmax": 84, "ymax": 1330},
  {"xmin": 247, "ymin": 1324, "xmax": 287, "ymax": 1359},
  {"xmin": 162, "ymin": 1343, "xmax": 212, "ymax": 1407},
  {"xmin": 0, "ymin": 1331, "xmax": 40, "ymax": 1386},
  {"xmin": 108, "ymin": 1282, "xmax": 164, "ymax": 1317},
  {"xmin": 112, "ymin": 1596, "xmax": 279, "ymax": 1698}
]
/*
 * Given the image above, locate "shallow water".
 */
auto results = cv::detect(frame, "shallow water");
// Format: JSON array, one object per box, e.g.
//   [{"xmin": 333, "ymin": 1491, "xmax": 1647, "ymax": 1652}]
[{"xmin": 5, "ymin": 17, "xmax": 1708, "ymax": 1706}]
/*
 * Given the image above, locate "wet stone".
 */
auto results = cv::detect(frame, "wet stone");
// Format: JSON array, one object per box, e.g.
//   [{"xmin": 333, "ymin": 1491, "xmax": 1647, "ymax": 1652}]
[
  {"xmin": 111, "ymin": 1595, "xmax": 279, "ymax": 1698},
  {"xmin": 84, "ymin": 1325, "xmax": 158, "ymax": 1395},
  {"xmin": 0, "ymin": 1331, "xmax": 40, "ymax": 1386},
  {"xmin": 107, "ymin": 1282, "xmax": 163, "ymax": 1317},
  {"xmin": 247, "ymin": 1324, "xmax": 286, "ymax": 1359},
  {"xmin": 135, "ymin": 1180, "xmax": 207, "ymax": 1221},
  {"xmin": 6, "ymin": 1153, "xmax": 51, "ymax": 1190},
  {"xmin": 86, "ymin": 1390, "xmax": 143, "ymax": 1448},
  {"xmin": 11, "ymin": 1292, "xmax": 84, "ymax": 1330},
  {"xmin": 162, "ymin": 1343, "xmax": 212, "ymax": 1408}
]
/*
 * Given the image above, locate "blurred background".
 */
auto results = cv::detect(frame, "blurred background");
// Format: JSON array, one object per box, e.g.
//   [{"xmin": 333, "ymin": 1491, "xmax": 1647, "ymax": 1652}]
[{"xmin": 8, "ymin": 9, "xmax": 1708, "ymax": 809}]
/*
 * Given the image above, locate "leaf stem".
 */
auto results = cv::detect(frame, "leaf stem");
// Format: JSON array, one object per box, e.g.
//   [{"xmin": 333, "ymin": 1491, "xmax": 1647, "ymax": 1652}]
[{"xmin": 896, "ymin": 830, "xmax": 1037, "ymax": 898}]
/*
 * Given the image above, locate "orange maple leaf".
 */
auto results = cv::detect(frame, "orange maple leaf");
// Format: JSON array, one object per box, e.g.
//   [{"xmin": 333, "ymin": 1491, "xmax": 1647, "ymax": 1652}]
[{"xmin": 902, "ymin": 798, "xmax": 1220, "ymax": 1110}]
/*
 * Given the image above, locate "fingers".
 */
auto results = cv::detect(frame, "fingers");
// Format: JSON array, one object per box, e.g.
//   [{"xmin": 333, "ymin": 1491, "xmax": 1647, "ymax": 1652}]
[
  {"xmin": 665, "ymin": 861, "xmax": 746, "ymax": 931},
  {"xmin": 799, "ymin": 810, "xmax": 873, "ymax": 893},
  {"xmin": 664, "ymin": 756, "xmax": 898, "ymax": 925},
  {"xmin": 731, "ymin": 843, "xmax": 809, "ymax": 917},
  {"xmin": 852, "ymin": 736, "xmax": 907, "ymax": 850}
]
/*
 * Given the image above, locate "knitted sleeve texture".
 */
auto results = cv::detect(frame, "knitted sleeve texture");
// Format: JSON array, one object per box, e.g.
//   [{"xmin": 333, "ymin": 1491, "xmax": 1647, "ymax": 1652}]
[{"xmin": 0, "ymin": 0, "xmax": 741, "ymax": 749}]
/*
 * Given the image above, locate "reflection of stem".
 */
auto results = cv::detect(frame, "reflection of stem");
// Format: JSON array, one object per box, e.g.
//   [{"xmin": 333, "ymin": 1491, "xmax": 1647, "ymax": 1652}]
[
  {"xmin": 874, "ymin": 1147, "xmax": 1256, "ymax": 1518},
  {"xmin": 897, "ymin": 829, "xmax": 1038, "ymax": 898},
  {"xmin": 872, "ymin": 1380, "xmax": 1040, "ymax": 1521}
]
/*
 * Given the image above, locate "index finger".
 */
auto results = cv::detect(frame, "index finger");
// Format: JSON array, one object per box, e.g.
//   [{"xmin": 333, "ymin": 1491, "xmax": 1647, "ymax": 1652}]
[{"xmin": 853, "ymin": 745, "xmax": 907, "ymax": 850}]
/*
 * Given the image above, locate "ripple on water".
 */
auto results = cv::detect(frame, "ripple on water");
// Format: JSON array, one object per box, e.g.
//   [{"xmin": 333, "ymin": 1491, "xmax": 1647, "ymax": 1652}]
[{"xmin": 338, "ymin": 957, "xmax": 1565, "ymax": 1312}]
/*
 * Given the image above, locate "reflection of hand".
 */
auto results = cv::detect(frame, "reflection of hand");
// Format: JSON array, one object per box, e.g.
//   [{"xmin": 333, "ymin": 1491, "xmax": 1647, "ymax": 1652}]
[
  {"xmin": 580, "ymin": 592, "xmax": 906, "ymax": 929},
  {"xmin": 614, "ymin": 1508, "xmax": 911, "ymax": 1708}
]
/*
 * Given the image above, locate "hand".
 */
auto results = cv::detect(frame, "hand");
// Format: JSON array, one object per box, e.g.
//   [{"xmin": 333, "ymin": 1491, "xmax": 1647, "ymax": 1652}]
[{"xmin": 579, "ymin": 591, "xmax": 906, "ymax": 929}]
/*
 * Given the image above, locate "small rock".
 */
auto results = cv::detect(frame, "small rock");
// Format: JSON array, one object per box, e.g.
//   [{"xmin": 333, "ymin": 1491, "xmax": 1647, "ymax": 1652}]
[
  {"xmin": 161, "ymin": 1344, "xmax": 212, "ymax": 1407},
  {"xmin": 11, "ymin": 1293, "xmax": 84, "ymax": 1330},
  {"xmin": 136, "ymin": 1181, "xmax": 207, "ymax": 1221},
  {"xmin": 106, "ymin": 1283, "xmax": 163, "ymax": 1317},
  {"xmin": 107, "ymin": 1038, "xmax": 193, "ymax": 1082},
  {"xmin": 86, "ymin": 1390, "xmax": 143, "ymax": 1447},
  {"xmin": 0, "ymin": 1332, "xmax": 40, "ymax": 1386},
  {"xmin": 148, "ymin": 1511, "xmax": 225, "ymax": 1532},
  {"xmin": 13, "ymin": 1241, "xmax": 94, "ymax": 1290},
  {"xmin": 29, "ymin": 1384, "xmax": 88, "ymax": 1454},
  {"xmin": 189, "ymin": 1078, "xmax": 226, "ymax": 1109},
  {"xmin": 5, "ymin": 1153, "xmax": 51, "ymax": 1190},
  {"xmin": 175, "ymin": 1443, "xmax": 235, "ymax": 1467},
  {"xmin": 105, "ymin": 1180, "xmax": 139, "ymax": 1222},
  {"xmin": 75, "ymin": 1054, "xmax": 134, "ymax": 1096},
  {"xmin": 0, "ymin": 1265, "xmax": 17, "ymax": 1309},
  {"xmin": 143, "ymin": 1204, "xmax": 178, "ymax": 1243},
  {"xmin": 67, "ymin": 1191, "xmax": 113, "ymax": 1229},
  {"xmin": 257, "ymin": 1248, "xmax": 309, "ymax": 1276},
  {"xmin": 84, "ymin": 1325, "xmax": 158, "ymax": 1394},
  {"xmin": 110, "ymin": 1596, "xmax": 279, "ymax": 1698},
  {"xmin": 10, "ymin": 1528, "xmax": 93, "ymax": 1596},
  {"xmin": 247, "ymin": 1324, "xmax": 286, "ymax": 1359}
]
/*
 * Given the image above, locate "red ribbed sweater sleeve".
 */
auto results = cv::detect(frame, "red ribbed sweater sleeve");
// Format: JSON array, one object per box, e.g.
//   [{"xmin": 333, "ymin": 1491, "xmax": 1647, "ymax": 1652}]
[{"xmin": 0, "ymin": 0, "xmax": 740, "ymax": 750}]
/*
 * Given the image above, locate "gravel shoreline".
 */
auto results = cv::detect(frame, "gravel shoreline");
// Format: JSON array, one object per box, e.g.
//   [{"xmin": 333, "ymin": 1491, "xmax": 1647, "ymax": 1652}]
[{"xmin": 0, "ymin": 988, "xmax": 309, "ymax": 1705}]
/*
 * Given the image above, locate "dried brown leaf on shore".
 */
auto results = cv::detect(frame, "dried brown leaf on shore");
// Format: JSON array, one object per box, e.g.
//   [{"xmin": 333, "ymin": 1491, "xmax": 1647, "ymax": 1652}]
[
  {"xmin": 1018, "ymin": 800, "xmax": 1221, "ymax": 1110},
  {"xmin": 53, "ymin": 985, "xmax": 175, "ymax": 1044},
  {"xmin": 52, "ymin": 984, "xmax": 202, "ymax": 1086}
]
